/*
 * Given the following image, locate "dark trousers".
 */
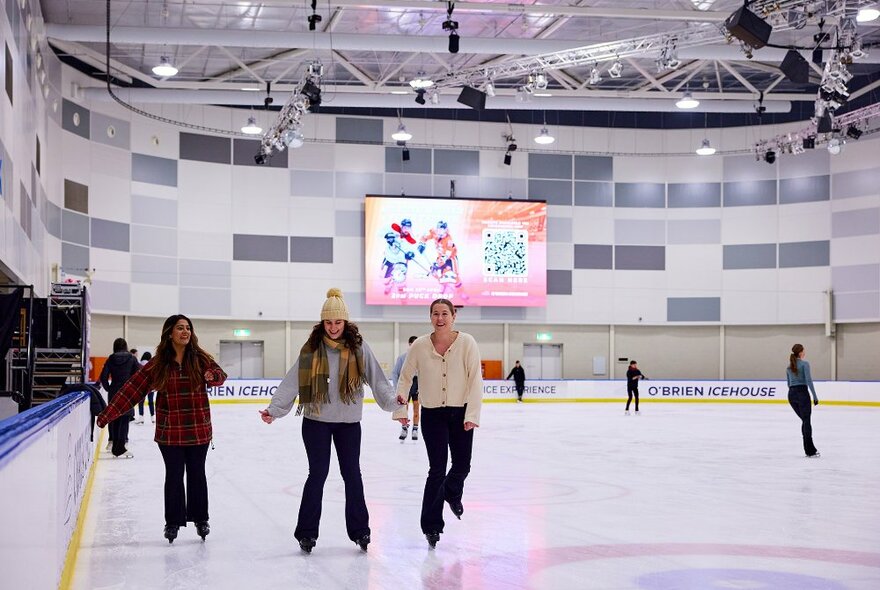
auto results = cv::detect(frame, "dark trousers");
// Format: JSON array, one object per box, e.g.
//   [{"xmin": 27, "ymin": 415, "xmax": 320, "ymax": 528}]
[
  {"xmin": 295, "ymin": 418, "xmax": 369, "ymax": 542},
  {"xmin": 788, "ymin": 385, "xmax": 818, "ymax": 456},
  {"xmin": 626, "ymin": 384, "xmax": 639, "ymax": 411},
  {"xmin": 158, "ymin": 443, "xmax": 210, "ymax": 526},
  {"xmin": 109, "ymin": 416, "xmax": 130, "ymax": 456},
  {"xmin": 138, "ymin": 392, "xmax": 155, "ymax": 417},
  {"xmin": 514, "ymin": 382, "xmax": 525, "ymax": 399},
  {"xmin": 419, "ymin": 405, "xmax": 474, "ymax": 535}
]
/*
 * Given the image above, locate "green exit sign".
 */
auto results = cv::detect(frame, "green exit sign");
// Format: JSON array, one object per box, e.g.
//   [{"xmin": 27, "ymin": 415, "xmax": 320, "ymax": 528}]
[
  {"xmin": 536, "ymin": 332, "xmax": 552, "ymax": 341},
  {"xmin": 233, "ymin": 329, "xmax": 251, "ymax": 337}
]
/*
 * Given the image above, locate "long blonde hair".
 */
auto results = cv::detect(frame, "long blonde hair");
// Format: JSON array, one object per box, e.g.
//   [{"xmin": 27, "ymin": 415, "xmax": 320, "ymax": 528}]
[{"xmin": 789, "ymin": 343, "xmax": 804, "ymax": 375}]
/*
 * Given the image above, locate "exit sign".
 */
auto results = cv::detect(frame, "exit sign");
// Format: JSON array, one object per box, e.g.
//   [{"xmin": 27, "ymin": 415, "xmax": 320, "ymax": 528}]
[
  {"xmin": 233, "ymin": 329, "xmax": 251, "ymax": 337},
  {"xmin": 536, "ymin": 332, "xmax": 552, "ymax": 341}
]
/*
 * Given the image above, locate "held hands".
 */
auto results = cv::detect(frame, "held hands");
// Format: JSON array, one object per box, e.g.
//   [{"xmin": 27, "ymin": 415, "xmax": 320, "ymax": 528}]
[
  {"xmin": 204, "ymin": 370, "xmax": 214, "ymax": 381},
  {"xmin": 397, "ymin": 417, "xmax": 410, "ymax": 426},
  {"xmin": 464, "ymin": 421, "xmax": 478, "ymax": 431},
  {"xmin": 396, "ymin": 394, "xmax": 408, "ymax": 405},
  {"xmin": 259, "ymin": 409, "xmax": 275, "ymax": 424}
]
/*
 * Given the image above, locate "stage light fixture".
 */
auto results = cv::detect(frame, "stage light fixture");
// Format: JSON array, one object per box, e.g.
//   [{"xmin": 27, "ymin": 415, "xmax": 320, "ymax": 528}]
[
  {"xmin": 763, "ymin": 150, "xmax": 776, "ymax": 164},
  {"xmin": 254, "ymin": 153, "xmax": 268, "ymax": 165},
  {"xmin": 827, "ymin": 137, "xmax": 843, "ymax": 155},
  {"xmin": 307, "ymin": 0, "xmax": 322, "ymax": 30},
  {"xmin": 414, "ymin": 89, "xmax": 426, "ymax": 105},
  {"xmin": 608, "ymin": 61, "xmax": 623, "ymax": 79},
  {"xmin": 802, "ymin": 136, "xmax": 816, "ymax": 150},
  {"xmin": 402, "ymin": 147, "xmax": 411, "ymax": 162},
  {"xmin": 845, "ymin": 125, "xmax": 863, "ymax": 140},
  {"xmin": 442, "ymin": 3, "xmax": 460, "ymax": 54},
  {"xmin": 301, "ymin": 80, "xmax": 322, "ymax": 108},
  {"xmin": 485, "ymin": 81, "xmax": 496, "ymax": 97},
  {"xmin": 588, "ymin": 67, "xmax": 602, "ymax": 85}
]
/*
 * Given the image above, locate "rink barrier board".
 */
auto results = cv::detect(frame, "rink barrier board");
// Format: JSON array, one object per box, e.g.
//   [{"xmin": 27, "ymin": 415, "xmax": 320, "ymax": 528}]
[
  {"xmin": 207, "ymin": 397, "xmax": 880, "ymax": 407},
  {"xmin": 59, "ymin": 427, "xmax": 104, "ymax": 590}
]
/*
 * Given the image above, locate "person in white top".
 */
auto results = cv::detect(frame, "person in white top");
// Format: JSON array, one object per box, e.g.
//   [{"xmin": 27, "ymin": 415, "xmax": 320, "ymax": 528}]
[{"xmin": 393, "ymin": 298, "xmax": 482, "ymax": 548}]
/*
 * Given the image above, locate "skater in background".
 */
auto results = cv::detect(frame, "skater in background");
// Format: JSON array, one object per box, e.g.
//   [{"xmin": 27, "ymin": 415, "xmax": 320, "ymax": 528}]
[
  {"xmin": 625, "ymin": 360, "xmax": 644, "ymax": 415},
  {"xmin": 391, "ymin": 335, "xmax": 420, "ymax": 440},
  {"xmin": 259, "ymin": 289, "xmax": 407, "ymax": 554},
  {"xmin": 786, "ymin": 343, "xmax": 820, "ymax": 457},
  {"xmin": 97, "ymin": 315, "xmax": 227, "ymax": 544},
  {"xmin": 393, "ymin": 298, "xmax": 483, "ymax": 548},
  {"xmin": 506, "ymin": 360, "xmax": 526, "ymax": 403},
  {"xmin": 99, "ymin": 338, "xmax": 141, "ymax": 458},
  {"xmin": 135, "ymin": 351, "xmax": 155, "ymax": 424}
]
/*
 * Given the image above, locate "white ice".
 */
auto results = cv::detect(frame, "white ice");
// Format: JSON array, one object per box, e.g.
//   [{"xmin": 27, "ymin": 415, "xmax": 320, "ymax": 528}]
[{"xmin": 72, "ymin": 403, "xmax": 880, "ymax": 590}]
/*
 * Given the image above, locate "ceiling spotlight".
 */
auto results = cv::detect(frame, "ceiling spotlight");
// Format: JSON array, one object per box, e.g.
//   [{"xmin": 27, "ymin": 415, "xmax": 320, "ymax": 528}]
[
  {"xmin": 241, "ymin": 116, "xmax": 263, "ymax": 135},
  {"xmin": 845, "ymin": 125, "xmax": 863, "ymax": 140},
  {"xmin": 763, "ymin": 150, "xmax": 776, "ymax": 164},
  {"xmin": 588, "ymin": 67, "xmax": 602, "ymax": 85},
  {"xmin": 391, "ymin": 123, "xmax": 412, "ymax": 142},
  {"xmin": 827, "ymin": 137, "xmax": 843, "ymax": 155},
  {"xmin": 430, "ymin": 91, "xmax": 440, "ymax": 105},
  {"xmin": 301, "ymin": 80, "xmax": 322, "ymax": 109},
  {"xmin": 414, "ymin": 89, "xmax": 426, "ymax": 105},
  {"xmin": 503, "ymin": 152, "xmax": 512, "ymax": 166},
  {"xmin": 534, "ymin": 127, "xmax": 555, "ymax": 145},
  {"xmin": 409, "ymin": 71, "xmax": 434, "ymax": 90},
  {"xmin": 281, "ymin": 128, "xmax": 304, "ymax": 149},
  {"xmin": 443, "ymin": 3, "xmax": 459, "ymax": 54},
  {"xmin": 676, "ymin": 91, "xmax": 699, "ymax": 109},
  {"xmin": 608, "ymin": 61, "xmax": 623, "ymax": 78},
  {"xmin": 857, "ymin": 7, "xmax": 880, "ymax": 22},
  {"xmin": 151, "ymin": 56, "xmax": 178, "ymax": 77},
  {"xmin": 307, "ymin": 0, "xmax": 322, "ymax": 30},
  {"xmin": 402, "ymin": 147, "xmax": 411, "ymax": 162},
  {"xmin": 802, "ymin": 136, "xmax": 816, "ymax": 150},
  {"xmin": 695, "ymin": 139, "xmax": 716, "ymax": 156},
  {"xmin": 534, "ymin": 72, "xmax": 548, "ymax": 90},
  {"xmin": 485, "ymin": 81, "xmax": 496, "ymax": 97}
]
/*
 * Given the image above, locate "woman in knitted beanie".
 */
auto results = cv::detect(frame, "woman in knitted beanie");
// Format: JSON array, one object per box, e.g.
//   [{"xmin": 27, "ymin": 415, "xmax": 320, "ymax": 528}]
[{"xmin": 259, "ymin": 288, "xmax": 408, "ymax": 553}]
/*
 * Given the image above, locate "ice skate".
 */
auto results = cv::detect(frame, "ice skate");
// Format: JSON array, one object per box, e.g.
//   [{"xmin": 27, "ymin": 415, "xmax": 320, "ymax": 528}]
[
  {"xmin": 164, "ymin": 525, "xmax": 179, "ymax": 544},
  {"xmin": 399, "ymin": 425, "xmax": 408, "ymax": 441},
  {"xmin": 114, "ymin": 450, "xmax": 134, "ymax": 459},
  {"xmin": 299, "ymin": 537, "xmax": 317, "ymax": 553},
  {"xmin": 196, "ymin": 521, "xmax": 210, "ymax": 541},
  {"xmin": 447, "ymin": 498, "xmax": 464, "ymax": 520},
  {"xmin": 105, "ymin": 441, "xmax": 112, "ymax": 452},
  {"xmin": 355, "ymin": 534, "xmax": 370, "ymax": 552},
  {"xmin": 425, "ymin": 532, "xmax": 440, "ymax": 549},
  {"xmin": 807, "ymin": 452, "xmax": 821, "ymax": 458},
  {"xmin": 634, "ymin": 410, "xmax": 640, "ymax": 415},
  {"xmin": 625, "ymin": 410, "xmax": 630, "ymax": 415},
  {"xmin": 411, "ymin": 425, "xmax": 419, "ymax": 441}
]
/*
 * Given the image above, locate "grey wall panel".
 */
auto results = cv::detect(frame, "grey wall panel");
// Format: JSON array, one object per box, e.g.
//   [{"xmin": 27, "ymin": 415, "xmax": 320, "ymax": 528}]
[
  {"xmin": 832, "ymin": 169, "xmax": 880, "ymax": 200},
  {"xmin": 385, "ymin": 147, "xmax": 431, "ymax": 174},
  {"xmin": 89, "ymin": 112, "xmax": 130, "ymax": 150},
  {"xmin": 233, "ymin": 138, "xmax": 288, "ymax": 168},
  {"xmin": 336, "ymin": 171, "xmax": 383, "ymax": 199},
  {"xmin": 831, "ymin": 207, "xmax": 880, "ymax": 238},
  {"xmin": 575, "ymin": 155, "xmax": 613, "ymax": 181},
  {"xmin": 131, "ymin": 225, "xmax": 178, "ymax": 256},
  {"xmin": 615, "ymin": 183, "xmax": 664, "ymax": 208},
  {"xmin": 64, "ymin": 179, "xmax": 88, "ymax": 213},
  {"xmin": 834, "ymin": 292, "xmax": 880, "ymax": 321},
  {"xmin": 529, "ymin": 153, "xmax": 572, "ymax": 180},
  {"xmin": 61, "ymin": 242, "xmax": 89, "ymax": 274},
  {"xmin": 290, "ymin": 236, "xmax": 334, "ymax": 263},
  {"xmin": 47, "ymin": 201, "xmax": 61, "ymax": 238},
  {"xmin": 179, "ymin": 259, "xmax": 232, "ymax": 288},
  {"xmin": 433, "ymin": 175, "xmax": 480, "ymax": 198},
  {"xmin": 335, "ymin": 210, "xmax": 364, "ymax": 237},
  {"xmin": 179, "ymin": 132, "xmax": 231, "ymax": 164},
  {"xmin": 385, "ymin": 173, "xmax": 432, "ymax": 197},
  {"xmin": 528, "ymin": 178, "xmax": 571, "ymax": 206},
  {"xmin": 480, "ymin": 307, "xmax": 527, "ymax": 321},
  {"xmin": 336, "ymin": 117, "xmax": 383, "ymax": 144},
  {"xmin": 667, "ymin": 219, "xmax": 721, "ymax": 244},
  {"xmin": 779, "ymin": 175, "xmax": 830, "ymax": 204},
  {"xmin": 723, "ymin": 180, "xmax": 777, "ymax": 207},
  {"xmin": 180, "ymin": 287, "xmax": 232, "ymax": 316},
  {"xmin": 722, "ymin": 154, "xmax": 776, "ymax": 181},
  {"xmin": 61, "ymin": 99, "xmax": 90, "ymax": 139},
  {"xmin": 132, "ymin": 254, "xmax": 179, "ymax": 285},
  {"xmin": 547, "ymin": 216, "xmax": 572, "ymax": 243},
  {"xmin": 62, "ymin": 210, "xmax": 89, "ymax": 245},
  {"xmin": 723, "ymin": 243, "xmax": 776, "ymax": 269},
  {"xmin": 479, "ymin": 177, "xmax": 528, "ymax": 200},
  {"xmin": 547, "ymin": 270, "xmax": 572, "ymax": 295},
  {"xmin": 779, "ymin": 148, "xmax": 830, "ymax": 178},
  {"xmin": 832, "ymin": 264, "xmax": 880, "ymax": 293},
  {"xmin": 574, "ymin": 244, "xmax": 612, "ymax": 269},
  {"xmin": 615, "ymin": 245, "xmax": 665, "ymax": 270},
  {"xmin": 779, "ymin": 240, "xmax": 829, "ymax": 268},
  {"xmin": 90, "ymin": 218, "xmax": 130, "ymax": 251},
  {"xmin": 233, "ymin": 234, "xmax": 289, "ymax": 262},
  {"xmin": 434, "ymin": 150, "xmax": 479, "ymax": 176},
  {"xmin": 291, "ymin": 169, "xmax": 334, "ymax": 197},
  {"xmin": 575, "ymin": 181, "xmax": 613, "ymax": 207},
  {"xmin": 667, "ymin": 297, "xmax": 721, "ymax": 321},
  {"xmin": 89, "ymin": 280, "xmax": 130, "ymax": 312},
  {"xmin": 132, "ymin": 153, "xmax": 178, "ymax": 187},
  {"xmin": 615, "ymin": 219, "xmax": 665, "ymax": 245},
  {"xmin": 132, "ymin": 194, "xmax": 177, "ymax": 227},
  {"xmin": 668, "ymin": 183, "xmax": 721, "ymax": 208}
]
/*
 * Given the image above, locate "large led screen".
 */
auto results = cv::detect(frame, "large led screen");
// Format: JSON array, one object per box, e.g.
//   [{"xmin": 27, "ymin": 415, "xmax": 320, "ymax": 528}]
[{"xmin": 365, "ymin": 195, "xmax": 547, "ymax": 307}]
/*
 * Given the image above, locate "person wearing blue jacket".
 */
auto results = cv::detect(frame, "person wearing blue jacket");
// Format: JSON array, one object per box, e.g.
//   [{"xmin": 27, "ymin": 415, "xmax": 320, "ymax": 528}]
[{"xmin": 786, "ymin": 343, "xmax": 820, "ymax": 458}]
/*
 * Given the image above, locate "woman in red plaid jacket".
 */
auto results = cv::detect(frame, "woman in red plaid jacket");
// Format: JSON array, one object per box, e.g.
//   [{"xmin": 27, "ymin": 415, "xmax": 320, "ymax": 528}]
[{"xmin": 97, "ymin": 314, "xmax": 227, "ymax": 544}]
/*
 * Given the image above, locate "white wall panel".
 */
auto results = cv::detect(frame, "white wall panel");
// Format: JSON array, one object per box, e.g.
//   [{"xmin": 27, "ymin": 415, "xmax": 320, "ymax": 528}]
[
  {"xmin": 88, "ymin": 173, "xmax": 132, "ymax": 222},
  {"xmin": 721, "ymin": 206, "xmax": 779, "ymax": 244},
  {"xmin": 777, "ymin": 201, "xmax": 831, "ymax": 242},
  {"xmin": 178, "ymin": 230, "xmax": 233, "ymax": 261},
  {"xmin": 130, "ymin": 284, "xmax": 179, "ymax": 316},
  {"xmin": 613, "ymin": 289, "xmax": 667, "ymax": 324},
  {"xmin": 722, "ymin": 292, "xmax": 778, "ymax": 324},
  {"xmin": 666, "ymin": 245, "xmax": 722, "ymax": 292},
  {"xmin": 830, "ymin": 235, "xmax": 880, "ymax": 266}
]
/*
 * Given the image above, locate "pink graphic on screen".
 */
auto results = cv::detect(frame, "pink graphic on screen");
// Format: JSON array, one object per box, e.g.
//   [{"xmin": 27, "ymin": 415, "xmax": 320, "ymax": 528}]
[{"xmin": 365, "ymin": 196, "xmax": 547, "ymax": 307}]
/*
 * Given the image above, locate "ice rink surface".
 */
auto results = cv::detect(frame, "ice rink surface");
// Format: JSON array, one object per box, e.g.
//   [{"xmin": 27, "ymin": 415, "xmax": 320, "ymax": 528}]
[{"xmin": 72, "ymin": 402, "xmax": 880, "ymax": 590}]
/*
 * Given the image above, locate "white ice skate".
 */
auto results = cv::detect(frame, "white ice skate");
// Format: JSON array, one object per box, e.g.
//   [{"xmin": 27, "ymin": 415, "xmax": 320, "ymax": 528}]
[
  {"xmin": 399, "ymin": 425, "xmax": 408, "ymax": 441},
  {"xmin": 411, "ymin": 426, "xmax": 419, "ymax": 441}
]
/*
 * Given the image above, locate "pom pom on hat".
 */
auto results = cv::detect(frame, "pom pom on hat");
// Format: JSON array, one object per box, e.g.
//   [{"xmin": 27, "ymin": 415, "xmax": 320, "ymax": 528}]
[{"xmin": 321, "ymin": 288, "xmax": 349, "ymax": 321}]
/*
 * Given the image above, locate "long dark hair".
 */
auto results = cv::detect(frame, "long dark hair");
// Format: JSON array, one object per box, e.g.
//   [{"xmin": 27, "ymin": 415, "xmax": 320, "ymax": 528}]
[
  {"xmin": 151, "ymin": 314, "xmax": 216, "ymax": 391},
  {"xmin": 306, "ymin": 320, "xmax": 363, "ymax": 352},
  {"xmin": 789, "ymin": 343, "xmax": 804, "ymax": 375}
]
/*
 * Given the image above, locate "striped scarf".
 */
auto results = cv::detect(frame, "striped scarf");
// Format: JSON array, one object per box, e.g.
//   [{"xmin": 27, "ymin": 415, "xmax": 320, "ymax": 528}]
[{"xmin": 296, "ymin": 335, "xmax": 364, "ymax": 416}]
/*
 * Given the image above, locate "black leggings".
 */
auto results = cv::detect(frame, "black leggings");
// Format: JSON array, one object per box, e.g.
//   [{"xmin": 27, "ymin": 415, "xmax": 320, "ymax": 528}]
[
  {"xmin": 626, "ymin": 384, "xmax": 639, "ymax": 411},
  {"xmin": 788, "ymin": 385, "xmax": 818, "ymax": 456},
  {"xmin": 158, "ymin": 443, "xmax": 210, "ymax": 526}
]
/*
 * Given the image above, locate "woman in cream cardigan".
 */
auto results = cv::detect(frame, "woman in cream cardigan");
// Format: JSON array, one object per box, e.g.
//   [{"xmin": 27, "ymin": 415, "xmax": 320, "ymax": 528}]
[{"xmin": 393, "ymin": 298, "xmax": 483, "ymax": 548}]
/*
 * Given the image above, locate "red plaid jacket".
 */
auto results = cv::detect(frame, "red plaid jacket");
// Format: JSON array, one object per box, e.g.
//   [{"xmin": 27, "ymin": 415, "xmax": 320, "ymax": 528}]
[{"xmin": 97, "ymin": 358, "xmax": 227, "ymax": 446}]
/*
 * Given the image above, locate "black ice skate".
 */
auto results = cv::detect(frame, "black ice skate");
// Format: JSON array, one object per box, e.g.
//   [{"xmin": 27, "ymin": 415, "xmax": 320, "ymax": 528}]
[
  {"xmin": 447, "ymin": 498, "xmax": 464, "ymax": 519},
  {"xmin": 425, "ymin": 532, "xmax": 440, "ymax": 549},
  {"xmin": 355, "ymin": 534, "xmax": 370, "ymax": 552},
  {"xmin": 195, "ymin": 521, "xmax": 210, "ymax": 541},
  {"xmin": 299, "ymin": 537, "xmax": 317, "ymax": 553},
  {"xmin": 164, "ymin": 525, "xmax": 179, "ymax": 544}
]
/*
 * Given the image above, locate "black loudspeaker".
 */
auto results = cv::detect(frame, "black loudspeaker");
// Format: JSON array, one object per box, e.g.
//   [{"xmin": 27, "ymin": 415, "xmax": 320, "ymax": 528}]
[
  {"xmin": 780, "ymin": 50, "xmax": 810, "ymax": 84},
  {"xmin": 456, "ymin": 86, "xmax": 487, "ymax": 110},
  {"xmin": 725, "ymin": 6, "xmax": 772, "ymax": 49}
]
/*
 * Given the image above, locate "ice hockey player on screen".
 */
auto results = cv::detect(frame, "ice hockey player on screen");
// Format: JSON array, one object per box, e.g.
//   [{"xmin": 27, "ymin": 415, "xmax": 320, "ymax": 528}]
[
  {"xmin": 419, "ymin": 220, "xmax": 468, "ymax": 301},
  {"xmin": 382, "ymin": 231, "xmax": 416, "ymax": 295}
]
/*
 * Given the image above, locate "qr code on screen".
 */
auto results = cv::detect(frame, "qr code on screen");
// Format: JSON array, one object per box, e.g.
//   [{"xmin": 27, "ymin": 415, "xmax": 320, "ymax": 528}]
[{"xmin": 482, "ymin": 230, "xmax": 528, "ymax": 276}]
